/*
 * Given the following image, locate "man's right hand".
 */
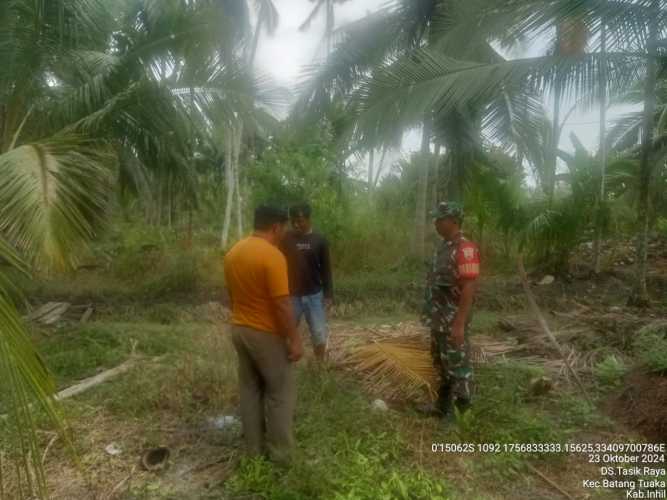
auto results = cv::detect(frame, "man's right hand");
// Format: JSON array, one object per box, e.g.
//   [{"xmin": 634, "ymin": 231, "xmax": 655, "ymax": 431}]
[
  {"xmin": 273, "ymin": 295, "xmax": 303, "ymax": 362},
  {"xmin": 287, "ymin": 338, "xmax": 304, "ymax": 362}
]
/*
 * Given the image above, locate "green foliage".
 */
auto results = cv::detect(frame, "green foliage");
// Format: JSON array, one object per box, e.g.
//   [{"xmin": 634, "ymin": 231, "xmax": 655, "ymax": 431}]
[
  {"xmin": 331, "ymin": 459, "xmax": 450, "ymax": 500},
  {"xmin": 555, "ymin": 393, "xmax": 612, "ymax": 430},
  {"xmin": 464, "ymin": 155, "xmax": 528, "ymax": 261},
  {"xmin": 593, "ymin": 355, "xmax": 629, "ymax": 388},
  {"xmin": 0, "ymin": 281, "xmax": 67, "ymax": 498},
  {"xmin": 140, "ymin": 253, "xmax": 199, "ymax": 298},
  {"xmin": 250, "ymin": 138, "xmax": 344, "ymax": 230},
  {"xmin": 334, "ymin": 266, "xmax": 422, "ymax": 317},
  {"xmin": 521, "ymin": 201, "xmax": 589, "ymax": 272},
  {"xmin": 634, "ymin": 322, "xmax": 667, "ymax": 374},
  {"xmin": 657, "ymin": 217, "xmax": 667, "ymax": 238}
]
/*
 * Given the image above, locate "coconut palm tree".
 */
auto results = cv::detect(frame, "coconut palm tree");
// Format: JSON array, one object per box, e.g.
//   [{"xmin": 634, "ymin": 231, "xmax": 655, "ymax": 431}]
[
  {"xmin": 299, "ymin": 0, "xmax": 548, "ymax": 258},
  {"xmin": 633, "ymin": 0, "xmax": 661, "ymax": 305},
  {"xmin": 248, "ymin": 0, "xmax": 280, "ymax": 64},
  {"xmin": 346, "ymin": 0, "xmax": 662, "ymax": 283},
  {"xmin": 299, "ymin": 0, "xmax": 352, "ymax": 56},
  {"xmin": 0, "ymin": 0, "xmax": 264, "ymax": 495},
  {"xmin": 0, "ymin": 2, "xmax": 121, "ymax": 495}
]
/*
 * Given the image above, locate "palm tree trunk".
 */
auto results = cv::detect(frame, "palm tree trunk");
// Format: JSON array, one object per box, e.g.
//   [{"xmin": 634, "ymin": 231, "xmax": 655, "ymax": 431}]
[
  {"xmin": 187, "ymin": 204, "xmax": 193, "ymax": 249},
  {"xmin": 548, "ymin": 77, "xmax": 562, "ymax": 204},
  {"xmin": 447, "ymin": 148, "xmax": 464, "ymax": 202},
  {"xmin": 373, "ymin": 145, "xmax": 388, "ymax": 187},
  {"xmin": 233, "ymin": 124, "xmax": 244, "ymax": 239},
  {"xmin": 631, "ymin": 1, "xmax": 659, "ymax": 306},
  {"xmin": 249, "ymin": 19, "xmax": 263, "ymax": 65},
  {"xmin": 156, "ymin": 180, "xmax": 163, "ymax": 226},
  {"xmin": 593, "ymin": 21, "xmax": 607, "ymax": 275},
  {"xmin": 326, "ymin": 0, "xmax": 334, "ymax": 55},
  {"xmin": 367, "ymin": 148, "xmax": 375, "ymax": 197},
  {"xmin": 221, "ymin": 129, "xmax": 235, "ymax": 248},
  {"xmin": 167, "ymin": 173, "xmax": 173, "ymax": 229},
  {"xmin": 414, "ymin": 115, "xmax": 432, "ymax": 260},
  {"xmin": 431, "ymin": 141, "xmax": 441, "ymax": 209}
]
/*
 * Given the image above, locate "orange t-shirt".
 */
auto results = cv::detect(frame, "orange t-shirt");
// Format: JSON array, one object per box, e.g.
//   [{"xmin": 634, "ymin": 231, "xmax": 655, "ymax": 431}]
[{"xmin": 224, "ymin": 236, "xmax": 289, "ymax": 335}]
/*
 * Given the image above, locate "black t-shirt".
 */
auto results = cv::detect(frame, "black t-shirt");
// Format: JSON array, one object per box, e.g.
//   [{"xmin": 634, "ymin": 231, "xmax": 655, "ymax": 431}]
[{"xmin": 281, "ymin": 230, "xmax": 333, "ymax": 299}]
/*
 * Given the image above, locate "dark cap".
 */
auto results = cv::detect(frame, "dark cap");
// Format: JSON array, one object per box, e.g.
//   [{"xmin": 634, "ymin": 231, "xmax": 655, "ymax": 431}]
[{"xmin": 431, "ymin": 201, "xmax": 464, "ymax": 223}]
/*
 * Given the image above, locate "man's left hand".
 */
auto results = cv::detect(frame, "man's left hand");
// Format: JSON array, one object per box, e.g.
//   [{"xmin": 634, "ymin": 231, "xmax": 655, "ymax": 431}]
[{"xmin": 451, "ymin": 322, "xmax": 465, "ymax": 347}]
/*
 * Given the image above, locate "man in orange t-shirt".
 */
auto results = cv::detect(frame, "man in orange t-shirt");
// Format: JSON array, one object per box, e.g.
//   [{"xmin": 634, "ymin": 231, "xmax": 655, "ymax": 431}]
[{"xmin": 224, "ymin": 205, "xmax": 303, "ymax": 463}]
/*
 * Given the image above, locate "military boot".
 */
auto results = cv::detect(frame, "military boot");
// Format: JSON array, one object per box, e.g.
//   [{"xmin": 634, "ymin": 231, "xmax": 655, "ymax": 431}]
[
  {"xmin": 453, "ymin": 397, "xmax": 471, "ymax": 417},
  {"xmin": 436, "ymin": 384, "xmax": 453, "ymax": 417}
]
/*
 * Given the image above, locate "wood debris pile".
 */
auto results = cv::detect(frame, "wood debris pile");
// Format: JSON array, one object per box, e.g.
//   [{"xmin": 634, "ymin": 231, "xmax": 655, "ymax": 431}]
[{"xmin": 329, "ymin": 304, "xmax": 649, "ymax": 401}]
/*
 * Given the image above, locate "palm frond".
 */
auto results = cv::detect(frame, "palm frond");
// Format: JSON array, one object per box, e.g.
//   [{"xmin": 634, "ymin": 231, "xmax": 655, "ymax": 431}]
[
  {"xmin": 346, "ymin": 337, "xmax": 438, "ymax": 401},
  {"xmin": 0, "ymin": 136, "xmax": 115, "ymax": 271},
  {"xmin": 254, "ymin": 0, "xmax": 280, "ymax": 36},
  {"xmin": 483, "ymin": 87, "xmax": 545, "ymax": 150},
  {"xmin": 295, "ymin": 7, "xmax": 402, "ymax": 117},
  {"xmin": 607, "ymin": 111, "xmax": 644, "ymax": 153},
  {"xmin": 497, "ymin": 0, "xmax": 658, "ymax": 53},
  {"xmin": 0, "ymin": 240, "xmax": 67, "ymax": 498},
  {"xmin": 351, "ymin": 49, "xmax": 643, "ymax": 143},
  {"xmin": 299, "ymin": 0, "xmax": 326, "ymax": 32}
]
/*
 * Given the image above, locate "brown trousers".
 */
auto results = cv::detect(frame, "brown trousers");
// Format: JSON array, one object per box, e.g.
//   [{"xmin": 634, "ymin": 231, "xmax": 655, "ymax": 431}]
[{"xmin": 231, "ymin": 325, "xmax": 296, "ymax": 462}]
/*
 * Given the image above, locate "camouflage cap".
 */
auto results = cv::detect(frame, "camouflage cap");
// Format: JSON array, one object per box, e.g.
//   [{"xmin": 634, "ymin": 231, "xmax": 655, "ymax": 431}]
[{"xmin": 431, "ymin": 201, "xmax": 464, "ymax": 222}]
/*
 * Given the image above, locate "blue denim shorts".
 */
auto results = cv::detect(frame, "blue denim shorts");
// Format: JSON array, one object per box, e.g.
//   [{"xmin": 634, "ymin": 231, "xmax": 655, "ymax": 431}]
[{"xmin": 292, "ymin": 291, "xmax": 329, "ymax": 347}]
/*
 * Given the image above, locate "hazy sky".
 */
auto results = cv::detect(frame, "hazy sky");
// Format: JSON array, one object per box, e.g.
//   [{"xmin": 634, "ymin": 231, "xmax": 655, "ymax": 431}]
[
  {"xmin": 253, "ymin": 0, "xmax": 638, "ymax": 163},
  {"xmin": 254, "ymin": 0, "xmax": 387, "ymax": 89}
]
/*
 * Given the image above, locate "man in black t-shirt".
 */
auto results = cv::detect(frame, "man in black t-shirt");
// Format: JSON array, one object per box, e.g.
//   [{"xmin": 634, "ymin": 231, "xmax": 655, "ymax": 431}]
[{"xmin": 281, "ymin": 203, "xmax": 333, "ymax": 362}]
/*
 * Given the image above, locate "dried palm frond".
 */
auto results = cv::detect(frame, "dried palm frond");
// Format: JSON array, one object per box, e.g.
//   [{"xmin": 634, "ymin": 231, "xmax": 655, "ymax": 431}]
[
  {"xmin": 346, "ymin": 340, "xmax": 439, "ymax": 402},
  {"xmin": 340, "ymin": 326, "xmax": 531, "ymax": 402}
]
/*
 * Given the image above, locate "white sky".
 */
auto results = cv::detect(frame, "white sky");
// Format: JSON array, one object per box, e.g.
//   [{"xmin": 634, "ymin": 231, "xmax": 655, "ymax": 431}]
[
  {"xmin": 254, "ymin": 0, "xmax": 640, "ymax": 169},
  {"xmin": 254, "ymin": 0, "xmax": 387, "ymax": 89}
]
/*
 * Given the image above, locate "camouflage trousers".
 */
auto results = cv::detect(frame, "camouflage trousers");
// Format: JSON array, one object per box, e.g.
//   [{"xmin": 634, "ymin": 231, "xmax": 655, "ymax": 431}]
[{"xmin": 430, "ymin": 328, "xmax": 473, "ymax": 402}]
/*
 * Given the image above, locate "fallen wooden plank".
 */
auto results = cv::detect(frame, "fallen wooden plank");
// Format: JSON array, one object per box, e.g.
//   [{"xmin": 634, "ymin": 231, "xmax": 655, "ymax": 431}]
[
  {"xmin": 25, "ymin": 302, "xmax": 71, "ymax": 325},
  {"xmin": 26, "ymin": 302, "xmax": 63, "ymax": 322},
  {"xmin": 42, "ymin": 303, "xmax": 70, "ymax": 325},
  {"xmin": 55, "ymin": 359, "xmax": 136, "ymax": 401}
]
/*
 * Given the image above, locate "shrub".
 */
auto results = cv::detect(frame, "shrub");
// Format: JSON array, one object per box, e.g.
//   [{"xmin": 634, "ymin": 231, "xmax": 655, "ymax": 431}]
[
  {"xmin": 634, "ymin": 321, "xmax": 667, "ymax": 374},
  {"xmin": 140, "ymin": 253, "xmax": 199, "ymax": 298},
  {"xmin": 593, "ymin": 354, "xmax": 629, "ymax": 388}
]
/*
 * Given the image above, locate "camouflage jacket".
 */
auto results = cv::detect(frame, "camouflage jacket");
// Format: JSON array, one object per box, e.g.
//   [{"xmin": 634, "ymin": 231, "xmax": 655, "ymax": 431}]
[{"xmin": 421, "ymin": 233, "xmax": 480, "ymax": 333}]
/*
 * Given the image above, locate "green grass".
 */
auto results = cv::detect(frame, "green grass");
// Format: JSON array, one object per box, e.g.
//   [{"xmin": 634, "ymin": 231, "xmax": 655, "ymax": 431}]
[
  {"xmin": 68, "ymin": 323, "xmax": 236, "ymax": 420},
  {"xmin": 334, "ymin": 269, "xmax": 423, "ymax": 315},
  {"xmin": 420, "ymin": 360, "xmax": 617, "ymax": 491},
  {"xmin": 4, "ymin": 312, "xmax": 629, "ymax": 499},
  {"xmin": 470, "ymin": 310, "xmax": 501, "ymax": 335},
  {"xmin": 37, "ymin": 322, "xmax": 199, "ymax": 386},
  {"xmin": 225, "ymin": 367, "xmax": 455, "ymax": 500},
  {"xmin": 437, "ymin": 361, "xmax": 564, "ymax": 446}
]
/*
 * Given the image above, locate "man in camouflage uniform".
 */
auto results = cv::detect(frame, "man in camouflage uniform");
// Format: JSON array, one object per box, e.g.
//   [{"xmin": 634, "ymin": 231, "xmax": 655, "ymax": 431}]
[{"xmin": 420, "ymin": 202, "xmax": 480, "ymax": 417}]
